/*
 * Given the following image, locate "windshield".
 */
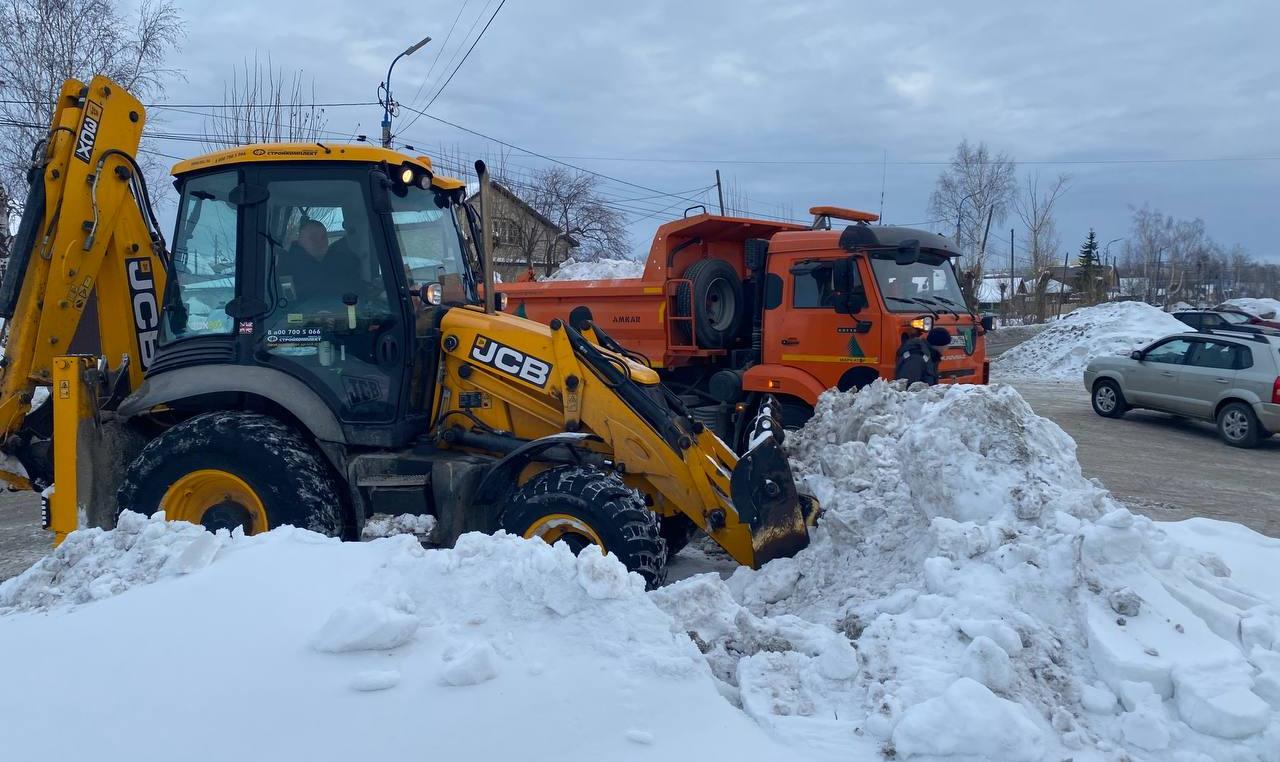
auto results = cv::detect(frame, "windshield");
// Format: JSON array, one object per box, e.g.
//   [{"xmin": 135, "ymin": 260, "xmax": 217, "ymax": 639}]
[
  {"xmin": 869, "ymin": 252, "xmax": 966, "ymax": 312},
  {"xmin": 387, "ymin": 185, "xmax": 477, "ymax": 304}
]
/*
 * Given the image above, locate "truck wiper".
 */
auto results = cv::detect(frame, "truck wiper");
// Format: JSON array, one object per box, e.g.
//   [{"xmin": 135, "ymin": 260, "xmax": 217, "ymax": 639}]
[
  {"xmin": 884, "ymin": 295, "xmax": 938, "ymax": 318},
  {"xmin": 915, "ymin": 296, "xmax": 959, "ymax": 319}
]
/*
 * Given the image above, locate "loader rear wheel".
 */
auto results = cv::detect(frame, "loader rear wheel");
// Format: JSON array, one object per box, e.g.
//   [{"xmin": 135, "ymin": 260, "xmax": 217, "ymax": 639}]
[
  {"xmin": 500, "ymin": 466, "xmax": 667, "ymax": 587},
  {"xmin": 676, "ymin": 258, "xmax": 744, "ymax": 349},
  {"xmin": 117, "ymin": 412, "xmax": 344, "ymax": 537}
]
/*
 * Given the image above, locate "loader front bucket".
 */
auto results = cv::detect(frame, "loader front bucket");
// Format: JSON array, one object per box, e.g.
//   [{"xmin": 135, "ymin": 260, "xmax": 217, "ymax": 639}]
[{"xmin": 729, "ymin": 397, "xmax": 813, "ymax": 567}]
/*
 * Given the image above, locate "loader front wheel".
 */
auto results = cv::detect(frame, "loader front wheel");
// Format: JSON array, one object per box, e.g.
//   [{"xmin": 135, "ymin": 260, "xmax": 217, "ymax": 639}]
[
  {"xmin": 501, "ymin": 466, "xmax": 667, "ymax": 587},
  {"xmin": 117, "ymin": 412, "xmax": 345, "ymax": 537}
]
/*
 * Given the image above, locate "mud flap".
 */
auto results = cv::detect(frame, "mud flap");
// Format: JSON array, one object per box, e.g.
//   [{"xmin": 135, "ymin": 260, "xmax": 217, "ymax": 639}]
[{"xmin": 729, "ymin": 396, "xmax": 811, "ymax": 567}]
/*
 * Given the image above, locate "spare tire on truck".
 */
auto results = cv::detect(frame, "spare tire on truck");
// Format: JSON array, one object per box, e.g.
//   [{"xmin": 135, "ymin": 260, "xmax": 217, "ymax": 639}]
[{"xmin": 675, "ymin": 258, "xmax": 744, "ymax": 349}]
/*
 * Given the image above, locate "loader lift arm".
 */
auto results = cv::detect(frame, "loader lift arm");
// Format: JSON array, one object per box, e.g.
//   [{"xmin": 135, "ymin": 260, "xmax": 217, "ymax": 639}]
[{"xmin": 0, "ymin": 77, "xmax": 169, "ymax": 537}]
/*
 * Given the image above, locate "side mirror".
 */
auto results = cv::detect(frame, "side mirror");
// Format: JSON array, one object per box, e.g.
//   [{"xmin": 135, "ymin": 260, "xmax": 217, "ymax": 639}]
[
  {"xmin": 832, "ymin": 258, "xmax": 867, "ymax": 314},
  {"xmin": 895, "ymin": 239, "xmax": 920, "ymax": 266},
  {"xmin": 1129, "ymin": 350, "xmax": 1143, "ymax": 361},
  {"xmin": 981, "ymin": 315, "xmax": 996, "ymax": 332}
]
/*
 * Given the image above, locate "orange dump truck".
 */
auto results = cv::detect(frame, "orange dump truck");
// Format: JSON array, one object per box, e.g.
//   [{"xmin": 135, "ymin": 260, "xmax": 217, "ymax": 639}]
[{"xmin": 501, "ymin": 207, "xmax": 991, "ymax": 447}]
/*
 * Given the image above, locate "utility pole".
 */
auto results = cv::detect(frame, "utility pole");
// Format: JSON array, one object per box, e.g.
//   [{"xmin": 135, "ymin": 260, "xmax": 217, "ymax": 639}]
[
  {"xmin": 1057, "ymin": 247, "xmax": 1071, "ymax": 318},
  {"xmin": 1009, "ymin": 228, "xmax": 1015, "ymax": 317},
  {"xmin": 714, "ymin": 170, "xmax": 725, "ymax": 215},
  {"xmin": 878, "ymin": 149, "xmax": 887, "ymax": 222},
  {"xmin": 380, "ymin": 35, "xmax": 432, "ymax": 148}
]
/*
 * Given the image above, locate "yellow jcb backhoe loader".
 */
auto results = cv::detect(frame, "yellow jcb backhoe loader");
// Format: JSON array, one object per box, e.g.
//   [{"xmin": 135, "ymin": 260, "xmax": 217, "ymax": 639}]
[{"xmin": 0, "ymin": 76, "xmax": 816, "ymax": 585}]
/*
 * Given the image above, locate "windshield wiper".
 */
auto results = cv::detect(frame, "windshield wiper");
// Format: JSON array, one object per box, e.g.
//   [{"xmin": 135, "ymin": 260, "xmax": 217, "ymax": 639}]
[
  {"xmin": 915, "ymin": 296, "xmax": 959, "ymax": 319},
  {"xmin": 884, "ymin": 295, "xmax": 939, "ymax": 318}
]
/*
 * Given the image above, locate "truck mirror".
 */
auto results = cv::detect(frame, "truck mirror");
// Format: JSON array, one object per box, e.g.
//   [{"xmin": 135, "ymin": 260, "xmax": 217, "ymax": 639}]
[
  {"xmin": 981, "ymin": 315, "xmax": 996, "ymax": 332},
  {"xmin": 895, "ymin": 240, "xmax": 920, "ymax": 266}
]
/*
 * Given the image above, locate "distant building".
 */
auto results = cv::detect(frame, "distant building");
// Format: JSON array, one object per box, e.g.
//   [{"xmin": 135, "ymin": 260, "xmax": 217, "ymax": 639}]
[{"xmin": 466, "ymin": 183, "xmax": 577, "ymax": 281}]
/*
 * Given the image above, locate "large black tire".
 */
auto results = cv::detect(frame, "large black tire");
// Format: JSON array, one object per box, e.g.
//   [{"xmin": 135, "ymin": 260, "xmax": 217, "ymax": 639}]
[
  {"xmin": 676, "ymin": 258, "xmax": 744, "ymax": 349},
  {"xmin": 1217, "ymin": 401, "xmax": 1263, "ymax": 448},
  {"xmin": 117, "ymin": 412, "xmax": 345, "ymax": 536},
  {"xmin": 1091, "ymin": 379, "xmax": 1128, "ymax": 419},
  {"xmin": 500, "ymin": 466, "xmax": 667, "ymax": 587},
  {"xmin": 780, "ymin": 400, "xmax": 814, "ymax": 430}
]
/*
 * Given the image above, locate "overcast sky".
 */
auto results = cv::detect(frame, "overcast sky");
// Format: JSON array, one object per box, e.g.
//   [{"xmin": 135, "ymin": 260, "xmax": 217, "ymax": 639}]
[{"xmin": 159, "ymin": 0, "xmax": 1280, "ymax": 263}]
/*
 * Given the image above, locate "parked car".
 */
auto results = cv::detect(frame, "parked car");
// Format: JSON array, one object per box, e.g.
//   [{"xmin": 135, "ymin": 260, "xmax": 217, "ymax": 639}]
[
  {"xmin": 1173, "ymin": 309, "xmax": 1280, "ymax": 336},
  {"xmin": 1084, "ymin": 329, "xmax": 1280, "ymax": 447},
  {"xmin": 1214, "ymin": 304, "xmax": 1280, "ymax": 331}
]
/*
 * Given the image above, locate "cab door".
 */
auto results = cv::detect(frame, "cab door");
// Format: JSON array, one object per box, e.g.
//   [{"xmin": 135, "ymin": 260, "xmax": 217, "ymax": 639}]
[
  {"xmin": 247, "ymin": 164, "xmax": 413, "ymax": 427},
  {"xmin": 762, "ymin": 254, "xmax": 874, "ymax": 390}
]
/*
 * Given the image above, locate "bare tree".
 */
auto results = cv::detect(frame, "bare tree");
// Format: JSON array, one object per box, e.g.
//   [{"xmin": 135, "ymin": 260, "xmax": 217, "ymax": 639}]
[
  {"xmin": 1014, "ymin": 172, "xmax": 1071, "ymax": 274},
  {"xmin": 0, "ymin": 0, "xmax": 184, "ymax": 205},
  {"xmin": 202, "ymin": 56, "xmax": 328, "ymax": 148},
  {"xmin": 928, "ymin": 140, "xmax": 1017, "ymax": 281}
]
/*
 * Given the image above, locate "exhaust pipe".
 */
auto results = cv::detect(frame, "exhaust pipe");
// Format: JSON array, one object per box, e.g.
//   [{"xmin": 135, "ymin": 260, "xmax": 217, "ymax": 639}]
[{"xmin": 475, "ymin": 160, "xmax": 495, "ymax": 314}]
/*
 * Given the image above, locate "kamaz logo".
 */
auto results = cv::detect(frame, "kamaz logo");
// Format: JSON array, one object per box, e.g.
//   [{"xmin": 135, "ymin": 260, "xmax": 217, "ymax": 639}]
[
  {"xmin": 126, "ymin": 257, "xmax": 159, "ymax": 370},
  {"xmin": 469, "ymin": 336, "xmax": 552, "ymax": 387},
  {"xmin": 612, "ymin": 315, "xmax": 640, "ymax": 323},
  {"xmin": 73, "ymin": 101, "xmax": 104, "ymax": 164}
]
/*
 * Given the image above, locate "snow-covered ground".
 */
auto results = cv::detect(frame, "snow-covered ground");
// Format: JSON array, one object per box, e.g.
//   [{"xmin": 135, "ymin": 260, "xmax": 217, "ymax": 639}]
[
  {"xmin": 1224, "ymin": 297, "xmax": 1280, "ymax": 319},
  {"xmin": 543, "ymin": 256, "xmax": 645, "ymax": 281},
  {"xmin": 2, "ymin": 382, "xmax": 1277, "ymax": 761},
  {"xmin": 994, "ymin": 301, "xmax": 1187, "ymax": 380}
]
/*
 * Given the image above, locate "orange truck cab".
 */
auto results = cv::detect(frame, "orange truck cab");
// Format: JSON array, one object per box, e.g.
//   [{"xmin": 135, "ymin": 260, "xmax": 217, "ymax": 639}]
[{"xmin": 501, "ymin": 207, "xmax": 991, "ymax": 447}]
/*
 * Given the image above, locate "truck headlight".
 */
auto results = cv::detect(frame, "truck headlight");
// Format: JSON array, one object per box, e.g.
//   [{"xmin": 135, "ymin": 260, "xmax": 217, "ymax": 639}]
[{"xmin": 910, "ymin": 316, "xmax": 933, "ymax": 331}]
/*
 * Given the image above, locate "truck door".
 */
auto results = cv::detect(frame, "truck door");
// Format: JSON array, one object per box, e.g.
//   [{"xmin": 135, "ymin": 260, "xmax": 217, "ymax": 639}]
[
  {"xmin": 250, "ymin": 164, "xmax": 412, "ymax": 425},
  {"xmin": 763, "ymin": 256, "xmax": 874, "ymax": 390}
]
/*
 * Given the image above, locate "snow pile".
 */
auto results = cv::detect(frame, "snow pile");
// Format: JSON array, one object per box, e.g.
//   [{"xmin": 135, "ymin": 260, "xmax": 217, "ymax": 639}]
[
  {"xmin": 0, "ymin": 511, "xmax": 223, "ymax": 611},
  {"xmin": 0, "ymin": 521, "xmax": 804, "ymax": 762},
  {"xmin": 1224, "ymin": 297, "xmax": 1280, "ymax": 319},
  {"xmin": 994, "ymin": 301, "xmax": 1186, "ymax": 379},
  {"xmin": 360, "ymin": 512, "xmax": 437, "ymax": 541},
  {"xmin": 656, "ymin": 381, "xmax": 1280, "ymax": 759},
  {"xmin": 544, "ymin": 256, "xmax": 644, "ymax": 281}
]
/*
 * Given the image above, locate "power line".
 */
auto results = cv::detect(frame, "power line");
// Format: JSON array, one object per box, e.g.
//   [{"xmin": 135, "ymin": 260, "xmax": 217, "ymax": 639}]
[
  {"xmin": 510, "ymin": 151, "xmax": 1280, "ymax": 168},
  {"xmin": 397, "ymin": 0, "xmax": 472, "ymax": 119},
  {"xmin": 418, "ymin": 0, "xmax": 507, "ymax": 113}
]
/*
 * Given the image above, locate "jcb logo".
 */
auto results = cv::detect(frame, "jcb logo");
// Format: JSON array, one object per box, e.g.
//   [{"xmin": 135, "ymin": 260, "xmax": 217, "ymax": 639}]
[
  {"xmin": 126, "ymin": 257, "xmax": 158, "ymax": 370},
  {"xmin": 469, "ymin": 336, "xmax": 552, "ymax": 387},
  {"xmin": 73, "ymin": 101, "xmax": 103, "ymax": 164}
]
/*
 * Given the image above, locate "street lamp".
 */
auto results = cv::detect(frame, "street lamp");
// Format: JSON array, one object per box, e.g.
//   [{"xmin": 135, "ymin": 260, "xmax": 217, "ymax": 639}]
[
  {"xmin": 1102, "ymin": 237, "xmax": 1123, "ymax": 293},
  {"xmin": 380, "ymin": 35, "xmax": 432, "ymax": 148}
]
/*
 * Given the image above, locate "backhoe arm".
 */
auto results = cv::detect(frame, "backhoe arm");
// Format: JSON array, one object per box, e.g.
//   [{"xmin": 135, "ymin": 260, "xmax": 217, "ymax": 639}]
[{"xmin": 0, "ymin": 76, "xmax": 167, "ymax": 492}]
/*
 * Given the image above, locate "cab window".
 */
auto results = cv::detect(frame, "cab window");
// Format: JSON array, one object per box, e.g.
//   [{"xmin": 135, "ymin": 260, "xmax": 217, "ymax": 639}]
[
  {"xmin": 792, "ymin": 261, "xmax": 847, "ymax": 309},
  {"xmin": 161, "ymin": 171, "xmax": 239, "ymax": 343}
]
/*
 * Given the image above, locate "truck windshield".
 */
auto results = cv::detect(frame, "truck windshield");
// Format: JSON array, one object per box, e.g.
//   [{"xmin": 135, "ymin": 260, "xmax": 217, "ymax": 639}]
[
  {"xmin": 387, "ymin": 185, "xmax": 477, "ymax": 304},
  {"xmin": 869, "ymin": 252, "xmax": 966, "ymax": 311}
]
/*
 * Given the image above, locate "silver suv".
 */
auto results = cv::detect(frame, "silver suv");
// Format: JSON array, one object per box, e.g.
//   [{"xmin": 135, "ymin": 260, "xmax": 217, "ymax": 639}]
[{"xmin": 1084, "ymin": 329, "xmax": 1280, "ymax": 447}]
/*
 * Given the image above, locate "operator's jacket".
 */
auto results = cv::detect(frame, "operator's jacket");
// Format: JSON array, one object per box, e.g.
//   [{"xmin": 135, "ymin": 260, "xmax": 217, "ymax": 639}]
[{"xmin": 893, "ymin": 337, "xmax": 941, "ymax": 385}]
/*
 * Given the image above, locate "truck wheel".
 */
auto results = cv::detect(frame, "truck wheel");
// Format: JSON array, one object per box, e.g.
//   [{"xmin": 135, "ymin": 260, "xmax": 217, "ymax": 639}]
[
  {"xmin": 1217, "ymin": 401, "xmax": 1262, "ymax": 448},
  {"xmin": 117, "ymin": 412, "xmax": 345, "ymax": 536},
  {"xmin": 676, "ymin": 259, "xmax": 744, "ymax": 349},
  {"xmin": 500, "ymin": 466, "xmax": 667, "ymax": 587}
]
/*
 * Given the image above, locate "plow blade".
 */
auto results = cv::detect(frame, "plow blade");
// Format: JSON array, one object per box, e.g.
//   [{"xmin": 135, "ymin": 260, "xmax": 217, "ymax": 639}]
[{"xmin": 729, "ymin": 396, "xmax": 813, "ymax": 567}]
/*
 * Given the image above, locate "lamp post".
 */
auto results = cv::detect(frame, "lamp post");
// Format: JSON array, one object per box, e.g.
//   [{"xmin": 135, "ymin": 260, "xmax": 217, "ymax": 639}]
[{"xmin": 381, "ymin": 35, "xmax": 433, "ymax": 148}]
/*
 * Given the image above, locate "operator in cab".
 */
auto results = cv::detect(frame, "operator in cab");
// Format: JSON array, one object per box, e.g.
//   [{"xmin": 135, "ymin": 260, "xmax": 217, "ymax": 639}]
[
  {"xmin": 894, "ymin": 326, "xmax": 951, "ymax": 386},
  {"xmin": 278, "ymin": 219, "xmax": 363, "ymax": 303}
]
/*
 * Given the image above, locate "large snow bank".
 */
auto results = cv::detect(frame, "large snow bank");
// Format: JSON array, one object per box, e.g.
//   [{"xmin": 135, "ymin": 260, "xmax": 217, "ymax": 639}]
[
  {"xmin": 544, "ymin": 256, "xmax": 644, "ymax": 281},
  {"xmin": 4, "ymin": 383, "xmax": 1279, "ymax": 761},
  {"xmin": 994, "ymin": 301, "xmax": 1186, "ymax": 379},
  {"xmin": 0, "ymin": 514, "xmax": 806, "ymax": 762},
  {"xmin": 656, "ymin": 381, "xmax": 1280, "ymax": 760},
  {"xmin": 1224, "ymin": 297, "xmax": 1280, "ymax": 320}
]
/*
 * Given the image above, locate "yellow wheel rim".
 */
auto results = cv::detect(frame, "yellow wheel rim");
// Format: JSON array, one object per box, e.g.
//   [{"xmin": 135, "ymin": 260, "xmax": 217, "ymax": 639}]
[
  {"xmin": 160, "ymin": 469, "xmax": 269, "ymax": 534},
  {"xmin": 523, "ymin": 513, "xmax": 606, "ymax": 552}
]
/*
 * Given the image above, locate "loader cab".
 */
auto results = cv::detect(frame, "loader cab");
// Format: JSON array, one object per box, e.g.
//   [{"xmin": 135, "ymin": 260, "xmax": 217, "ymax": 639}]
[{"xmin": 155, "ymin": 146, "xmax": 476, "ymax": 445}]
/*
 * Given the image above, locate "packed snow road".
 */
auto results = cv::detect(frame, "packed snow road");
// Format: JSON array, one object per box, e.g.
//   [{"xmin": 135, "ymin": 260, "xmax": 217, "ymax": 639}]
[{"xmin": 1009, "ymin": 379, "xmax": 1279, "ymax": 538}]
